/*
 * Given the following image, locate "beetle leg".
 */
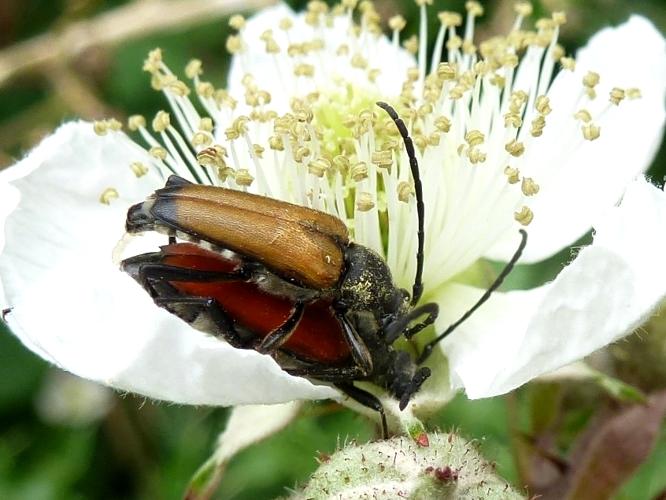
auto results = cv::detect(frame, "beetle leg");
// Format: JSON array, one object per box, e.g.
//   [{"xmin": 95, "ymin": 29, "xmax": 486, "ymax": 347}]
[
  {"xmin": 255, "ymin": 302, "xmax": 306, "ymax": 354},
  {"xmin": 284, "ymin": 364, "xmax": 367, "ymax": 381},
  {"xmin": 153, "ymin": 295, "xmax": 248, "ymax": 348},
  {"xmin": 133, "ymin": 262, "xmax": 254, "ymax": 284},
  {"xmin": 337, "ymin": 315, "xmax": 374, "ymax": 376},
  {"xmin": 335, "ymin": 383, "xmax": 388, "ymax": 439},
  {"xmin": 383, "ymin": 303, "xmax": 439, "ymax": 344}
]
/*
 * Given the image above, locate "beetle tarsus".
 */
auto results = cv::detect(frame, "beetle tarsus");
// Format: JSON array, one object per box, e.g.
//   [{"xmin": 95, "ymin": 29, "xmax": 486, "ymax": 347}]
[
  {"xmin": 336, "ymin": 382, "xmax": 389, "ymax": 439},
  {"xmin": 1, "ymin": 307, "xmax": 12, "ymax": 321}
]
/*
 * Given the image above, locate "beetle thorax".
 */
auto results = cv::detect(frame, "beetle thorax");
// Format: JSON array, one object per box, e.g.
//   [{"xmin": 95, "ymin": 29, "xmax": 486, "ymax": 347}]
[{"xmin": 340, "ymin": 244, "xmax": 408, "ymax": 321}]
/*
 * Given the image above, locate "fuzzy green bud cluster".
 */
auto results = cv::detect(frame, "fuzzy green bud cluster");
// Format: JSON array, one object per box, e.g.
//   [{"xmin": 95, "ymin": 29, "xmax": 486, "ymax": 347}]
[{"xmin": 290, "ymin": 433, "xmax": 523, "ymax": 499}]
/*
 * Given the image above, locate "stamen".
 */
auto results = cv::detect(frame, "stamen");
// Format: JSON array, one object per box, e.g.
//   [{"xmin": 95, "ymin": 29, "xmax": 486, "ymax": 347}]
[{"xmin": 99, "ymin": 188, "xmax": 119, "ymax": 205}]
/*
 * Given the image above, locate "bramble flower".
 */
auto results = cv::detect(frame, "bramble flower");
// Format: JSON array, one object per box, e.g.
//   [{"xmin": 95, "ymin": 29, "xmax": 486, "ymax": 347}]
[{"xmin": 1, "ymin": 1, "xmax": 665, "ymax": 419}]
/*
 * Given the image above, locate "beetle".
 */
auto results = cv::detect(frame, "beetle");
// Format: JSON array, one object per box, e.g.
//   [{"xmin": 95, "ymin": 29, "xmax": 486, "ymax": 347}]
[{"xmin": 121, "ymin": 102, "xmax": 527, "ymax": 437}]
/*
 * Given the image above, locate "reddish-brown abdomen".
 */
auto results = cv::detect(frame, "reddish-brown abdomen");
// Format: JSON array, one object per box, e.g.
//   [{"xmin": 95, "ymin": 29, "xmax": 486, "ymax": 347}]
[{"xmin": 161, "ymin": 243, "xmax": 351, "ymax": 364}]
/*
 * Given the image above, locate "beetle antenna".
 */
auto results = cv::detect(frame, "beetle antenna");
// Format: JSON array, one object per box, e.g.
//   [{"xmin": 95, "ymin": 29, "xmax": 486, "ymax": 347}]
[
  {"xmin": 417, "ymin": 229, "xmax": 528, "ymax": 364},
  {"xmin": 376, "ymin": 101, "xmax": 425, "ymax": 306}
]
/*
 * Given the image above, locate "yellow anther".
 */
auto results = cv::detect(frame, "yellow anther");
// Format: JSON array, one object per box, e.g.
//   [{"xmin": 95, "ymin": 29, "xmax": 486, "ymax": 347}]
[
  {"xmin": 279, "ymin": 17, "xmax": 293, "ymax": 30},
  {"xmin": 560, "ymin": 56, "xmax": 575, "ymax": 71},
  {"xmin": 427, "ymin": 132, "xmax": 440, "ymax": 147},
  {"xmin": 235, "ymin": 169, "xmax": 254, "ymax": 187},
  {"xmin": 513, "ymin": 2, "xmax": 532, "ymax": 17},
  {"xmin": 308, "ymin": 158, "xmax": 330, "ymax": 178},
  {"xmin": 465, "ymin": 130, "xmax": 485, "ymax": 147},
  {"xmin": 351, "ymin": 53, "xmax": 368, "ymax": 69},
  {"xmin": 215, "ymin": 89, "xmax": 237, "ymax": 109},
  {"xmin": 225, "ymin": 127, "xmax": 239, "ymax": 140},
  {"xmin": 609, "ymin": 87, "xmax": 626, "ymax": 106},
  {"xmin": 514, "ymin": 206, "xmax": 534, "ymax": 225},
  {"xmin": 389, "ymin": 15, "xmax": 406, "ymax": 31},
  {"xmin": 99, "ymin": 188, "xmax": 119, "ymax": 205},
  {"xmin": 582, "ymin": 123, "xmax": 601, "ymax": 141},
  {"xmin": 342, "ymin": 0, "xmax": 357, "ymax": 9},
  {"xmin": 372, "ymin": 150, "xmax": 393, "ymax": 168},
  {"xmin": 434, "ymin": 116, "xmax": 452, "ymax": 133},
  {"xmin": 502, "ymin": 53, "xmax": 519, "ymax": 68},
  {"xmin": 535, "ymin": 18, "xmax": 555, "ymax": 32},
  {"xmin": 397, "ymin": 181, "xmax": 414, "ymax": 203},
  {"xmin": 521, "ymin": 177, "xmax": 540, "ymax": 196},
  {"xmin": 504, "ymin": 166, "xmax": 520, "ymax": 184},
  {"xmin": 191, "ymin": 131, "xmax": 212, "ymax": 147},
  {"xmin": 226, "ymin": 35, "xmax": 243, "ymax": 54},
  {"xmin": 438, "ymin": 11, "xmax": 462, "ymax": 27},
  {"xmin": 166, "ymin": 79, "xmax": 190, "ymax": 97},
  {"xmin": 356, "ymin": 192, "xmax": 375, "ymax": 212},
  {"xmin": 294, "ymin": 63, "xmax": 315, "ymax": 77},
  {"xmin": 107, "ymin": 118, "xmax": 122, "ymax": 131},
  {"xmin": 449, "ymin": 86, "xmax": 465, "ymax": 100},
  {"xmin": 504, "ymin": 113, "xmax": 522, "ymax": 128},
  {"xmin": 465, "ymin": 1, "xmax": 483, "ymax": 16},
  {"xmin": 552, "ymin": 44, "xmax": 565, "ymax": 61},
  {"xmin": 368, "ymin": 68, "xmax": 381, "ymax": 83},
  {"xmin": 93, "ymin": 121, "xmax": 108, "ymax": 136},
  {"xmin": 216, "ymin": 166, "xmax": 234, "ymax": 182},
  {"xmin": 505, "ymin": 139, "xmax": 525, "ymax": 157},
  {"xmin": 462, "ymin": 40, "xmax": 477, "ymax": 55},
  {"xmin": 332, "ymin": 155, "xmax": 350, "ymax": 172},
  {"xmin": 530, "ymin": 115, "xmax": 546, "ymax": 137},
  {"xmin": 233, "ymin": 116, "xmax": 250, "ymax": 135},
  {"xmin": 265, "ymin": 38, "xmax": 280, "ymax": 54},
  {"xmin": 574, "ymin": 109, "xmax": 592, "ymax": 123},
  {"xmin": 468, "ymin": 148, "xmax": 486, "ymax": 164},
  {"xmin": 197, "ymin": 145, "xmax": 226, "ymax": 167},
  {"xmin": 351, "ymin": 161, "xmax": 369, "ymax": 181},
  {"xmin": 130, "ymin": 162, "xmax": 149, "ymax": 178},
  {"xmin": 149, "ymin": 146, "xmax": 168, "ymax": 160},
  {"xmin": 403, "ymin": 35, "xmax": 419, "ymax": 55},
  {"xmin": 490, "ymin": 74, "xmax": 506, "ymax": 88},
  {"xmin": 293, "ymin": 146, "xmax": 311, "ymax": 163},
  {"xmin": 229, "ymin": 14, "xmax": 246, "ymax": 30},
  {"xmin": 199, "ymin": 117, "xmax": 214, "ymax": 133},
  {"xmin": 415, "ymin": 0, "xmax": 433, "ymax": 6},
  {"xmin": 446, "ymin": 35, "xmax": 462, "ymax": 51},
  {"xmin": 142, "ymin": 48, "xmax": 162, "ymax": 73},
  {"xmin": 128, "ymin": 115, "xmax": 146, "ymax": 131},
  {"xmin": 583, "ymin": 71, "xmax": 600, "ymax": 88},
  {"xmin": 268, "ymin": 136, "xmax": 284, "ymax": 151},
  {"xmin": 185, "ymin": 59, "xmax": 203, "ymax": 79},
  {"xmin": 535, "ymin": 95, "xmax": 551, "ymax": 115},
  {"xmin": 337, "ymin": 44, "xmax": 350, "ymax": 56},
  {"xmin": 406, "ymin": 67, "xmax": 420, "ymax": 82},
  {"xmin": 552, "ymin": 11, "xmax": 566, "ymax": 25},
  {"xmin": 252, "ymin": 144, "xmax": 265, "ymax": 159},
  {"xmin": 626, "ymin": 88, "xmax": 642, "ymax": 99},
  {"xmin": 152, "ymin": 111, "xmax": 170, "ymax": 133},
  {"xmin": 196, "ymin": 81, "xmax": 215, "ymax": 98}
]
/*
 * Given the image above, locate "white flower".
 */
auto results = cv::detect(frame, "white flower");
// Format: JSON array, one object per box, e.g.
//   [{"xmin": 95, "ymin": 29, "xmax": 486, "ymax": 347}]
[{"xmin": 1, "ymin": 2, "xmax": 665, "ymax": 412}]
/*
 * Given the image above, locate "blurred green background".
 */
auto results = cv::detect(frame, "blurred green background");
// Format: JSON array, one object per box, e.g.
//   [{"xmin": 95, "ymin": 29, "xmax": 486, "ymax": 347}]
[{"xmin": 0, "ymin": 0, "xmax": 665, "ymax": 498}]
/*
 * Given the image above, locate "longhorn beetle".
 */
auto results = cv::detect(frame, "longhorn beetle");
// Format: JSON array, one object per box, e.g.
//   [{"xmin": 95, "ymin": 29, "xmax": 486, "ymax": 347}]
[{"xmin": 121, "ymin": 102, "xmax": 527, "ymax": 437}]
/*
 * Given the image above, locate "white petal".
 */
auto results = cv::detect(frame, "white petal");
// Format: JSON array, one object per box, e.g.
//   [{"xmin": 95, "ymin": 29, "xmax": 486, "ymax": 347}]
[
  {"xmin": 0, "ymin": 123, "xmax": 338, "ymax": 406},
  {"xmin": 487, "ymin": 16, "xmax": 666, "ymax": 263},
  {"xmin": 213, "ymin": 402, "xmax": 301, "ymax": 464},
  {"xmin": 439, "ymin": 178, "xmax": 666, "ymax": 398}
]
